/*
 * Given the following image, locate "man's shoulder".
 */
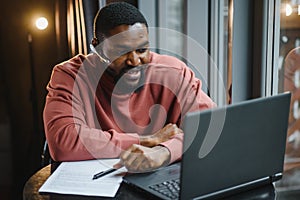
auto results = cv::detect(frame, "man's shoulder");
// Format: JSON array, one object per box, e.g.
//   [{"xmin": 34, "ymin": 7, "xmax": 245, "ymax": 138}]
[
  {"xmin": 148, "ymin": 52, "xmax": 191, "ymax": 81},
  {"xmin": 53, "ymin": 54, "xmax": 99, "ymax": 74},
  {"xmin": 147, "ymin": 52, "xmax": 191, "ymax": 88},
  {"xmin": 55, "ymin": 54, "xmax": 92, "ymax": 69},
  {"xmin": 150, "ymin": 52, "xmax": 186, "ymax": 70}
]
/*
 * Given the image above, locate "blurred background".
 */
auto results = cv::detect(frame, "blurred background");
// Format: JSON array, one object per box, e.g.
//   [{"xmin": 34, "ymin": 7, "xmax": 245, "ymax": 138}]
[
  {"xmin": 0, "ymin": 0, "xmax": 99, "ymax": 199},
  {"xmin": 0, "ymin": 0, "xmax": 300, "ymax": 199}
]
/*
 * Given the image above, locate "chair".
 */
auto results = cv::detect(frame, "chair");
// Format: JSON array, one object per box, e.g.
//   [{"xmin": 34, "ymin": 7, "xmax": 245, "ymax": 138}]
[{"xmin": 41, "ymin": 140, "xmax": 52, "ymax": 167}]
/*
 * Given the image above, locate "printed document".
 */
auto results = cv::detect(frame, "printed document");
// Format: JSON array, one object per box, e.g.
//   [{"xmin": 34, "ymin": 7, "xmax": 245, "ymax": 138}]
[{"xmin": 39, "ymin": 159, "xmax": 126, "ymax": 197}]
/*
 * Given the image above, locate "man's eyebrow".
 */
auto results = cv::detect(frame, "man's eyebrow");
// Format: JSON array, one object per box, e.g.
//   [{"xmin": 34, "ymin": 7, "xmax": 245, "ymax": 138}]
[
  {"xmin": 137, "ymin": 41, "xmax": 150, "ymax": 48},
  {"xmin": 114, "ymin": 41, "xmax": 150, "ymax": 49}
]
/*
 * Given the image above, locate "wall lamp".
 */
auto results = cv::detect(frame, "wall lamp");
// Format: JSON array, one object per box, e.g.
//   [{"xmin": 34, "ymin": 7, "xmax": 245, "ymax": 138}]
[
  {"xmin": 27, "ymin": 16, "xmax": 49, "ymax": 145},
  {"xmin": 35, "ymin": 17, "xmax": 49, "ymax": 30}
]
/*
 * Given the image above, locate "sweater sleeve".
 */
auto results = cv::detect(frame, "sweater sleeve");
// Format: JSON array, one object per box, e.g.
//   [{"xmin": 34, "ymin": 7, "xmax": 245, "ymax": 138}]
[
  {"xmin": 159, "ymin": 60, "xmax": 216, "ymax": 163},
  {"xmin": 43, "ymin": 61, "xmax": 140, "ymax": 162}
]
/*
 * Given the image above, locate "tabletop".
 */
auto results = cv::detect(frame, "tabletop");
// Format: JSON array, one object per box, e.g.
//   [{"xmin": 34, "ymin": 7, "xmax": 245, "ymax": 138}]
[{"xmin": 23, "ymin": 162, "xmax": 300, "ymax": 200}]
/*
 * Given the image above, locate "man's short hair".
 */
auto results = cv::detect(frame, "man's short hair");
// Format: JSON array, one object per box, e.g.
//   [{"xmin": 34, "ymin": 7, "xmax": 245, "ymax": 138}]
[{"xmin": 94, "ymin": 2, "xmax": 148, "ymax": 41}]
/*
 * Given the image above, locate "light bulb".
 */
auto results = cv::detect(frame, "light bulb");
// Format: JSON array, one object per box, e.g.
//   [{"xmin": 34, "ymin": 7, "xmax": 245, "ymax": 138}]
[
  {"xmin": 35, "ymin": 17, "xmax": 48, "ymax": 30},
  {"xmin": 286, "ymin": 4, "xmax": 293, "ymax": 16}
]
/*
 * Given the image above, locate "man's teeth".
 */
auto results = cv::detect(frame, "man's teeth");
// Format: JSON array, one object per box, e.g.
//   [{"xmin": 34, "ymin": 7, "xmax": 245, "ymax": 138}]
[
  {"xmin": 127, "ymin": 69, "xmax": 140, "ymax": 74},
  {"xmin": 127, "ymin": 70, "xmax": 137, "ymax": 74}
]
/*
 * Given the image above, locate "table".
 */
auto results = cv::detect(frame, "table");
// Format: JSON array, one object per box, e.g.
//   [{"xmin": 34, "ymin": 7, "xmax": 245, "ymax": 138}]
[
  {"xmin": 22, "ymin": 163, "xmax": 162, "ymax": 200},
  {"xmin": 274, "ymin": 162, "xmax": 300, "ymax": 199},
  {"xmin": 23, "ymin": 163, "xmax": 300, "ymax": 200}
]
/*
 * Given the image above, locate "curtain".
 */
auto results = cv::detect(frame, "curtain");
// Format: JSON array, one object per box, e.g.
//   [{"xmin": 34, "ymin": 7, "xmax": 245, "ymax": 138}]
[{"xmin": 55, "ymin": 0, "xmax": 99, "ymax": 59}]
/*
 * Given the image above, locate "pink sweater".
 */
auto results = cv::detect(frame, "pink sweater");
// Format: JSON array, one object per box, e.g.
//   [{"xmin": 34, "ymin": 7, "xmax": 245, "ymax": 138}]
[{"xmin": 43, "ymin": 52, "xmax": 216, "ymax": 163}]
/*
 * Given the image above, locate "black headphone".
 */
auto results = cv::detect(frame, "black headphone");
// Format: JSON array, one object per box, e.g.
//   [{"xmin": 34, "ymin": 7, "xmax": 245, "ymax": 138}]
[{"xmin": 90, "ymin": 9, "xmax": 110, "ymax": 64}]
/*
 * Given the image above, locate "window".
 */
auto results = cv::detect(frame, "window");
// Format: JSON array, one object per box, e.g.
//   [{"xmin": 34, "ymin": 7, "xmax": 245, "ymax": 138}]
[
  {"xmin": 277, "ymin": 0, "xmax": 300, "ymax": 163},
  {"xmin": 139, "ymin": 0, "xmax": 230, "ymax": 106},
  {"xmin": 209, "ymin": 0, "xmax": 230, "ymax": 105}
]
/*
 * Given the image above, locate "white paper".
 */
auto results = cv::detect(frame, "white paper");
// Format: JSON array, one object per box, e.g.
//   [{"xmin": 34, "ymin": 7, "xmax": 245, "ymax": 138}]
[{"xmin": 39, "ymin": 159, "xmax": 127, "ymax": 197}]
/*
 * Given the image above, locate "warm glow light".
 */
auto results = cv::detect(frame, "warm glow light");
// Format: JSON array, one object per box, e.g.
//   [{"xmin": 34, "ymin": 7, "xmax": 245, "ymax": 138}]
[
  {"xmin": 286, "ymin": 4, "xmax": 293, "ymax": 16},
  {"xmin": 298, "ymin": 5, "xmax": 300, "ymax": 15},
  {"xmin": 35, "ymin": 17, "xmax": 48, "ymax": 30}
]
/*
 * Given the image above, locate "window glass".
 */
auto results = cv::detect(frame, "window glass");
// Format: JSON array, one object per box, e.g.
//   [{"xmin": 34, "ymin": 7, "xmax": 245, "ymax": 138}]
[
  {"xmin": 159, "ymin": 0, "xmax": 184, "ymax": 58},
  {"xmin": 138, "ymin": 0, "xmax": 229, "ymax": 103},
  {"xmin": 209, "ymin": 0, "xmax": 230, "ymax": 105},
  {"xmin": 277, "ymin": 0, "xmax": 300, "ymax": 163}
]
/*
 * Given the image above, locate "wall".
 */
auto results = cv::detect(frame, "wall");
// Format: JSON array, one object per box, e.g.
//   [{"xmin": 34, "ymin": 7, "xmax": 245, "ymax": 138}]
[{"xmin": 0, "ymin": 0, "xmax": 62, "ymax": 199}]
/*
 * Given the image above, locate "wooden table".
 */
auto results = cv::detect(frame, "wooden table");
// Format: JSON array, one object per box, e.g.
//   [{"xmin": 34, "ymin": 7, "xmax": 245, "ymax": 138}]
[
  {"xmin": 23, "ymin": 163, "xmax": 300, "ymax": 200},
  {"xmin": 23, "ymin": 165, "xmax": 50, "ymax": 200},
  {"xmin": 275, "ymin": 162, "xmax": 300, "ymax": 199},
  {"xmin": 23, "ymin": 164, "xmax": 155, "ymax": 200}
]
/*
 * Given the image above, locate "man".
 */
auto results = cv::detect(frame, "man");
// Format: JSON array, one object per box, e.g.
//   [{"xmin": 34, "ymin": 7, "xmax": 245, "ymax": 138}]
[{"xmin": 43, "ymin": 2, "xmax": 215, "ymax": 173}]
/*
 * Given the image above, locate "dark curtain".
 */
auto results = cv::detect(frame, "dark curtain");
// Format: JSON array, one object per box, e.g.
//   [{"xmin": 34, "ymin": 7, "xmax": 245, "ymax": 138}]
[
  {"xmin": 55, "ymin": 0, "xmax": 99, "ymax": 59},
  {"xmin": 54, "ymin": 0, "xmax": 139, "ymax": 60},
  {"xmin": 83, "ymin": 1, "xmax": 99, "ymax": 47}
]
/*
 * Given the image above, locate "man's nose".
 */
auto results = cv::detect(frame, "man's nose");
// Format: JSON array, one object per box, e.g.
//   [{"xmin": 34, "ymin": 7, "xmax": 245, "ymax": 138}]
[{"xmin": 126, "ymin": 51, "xmax": 141, "ymax": 66}]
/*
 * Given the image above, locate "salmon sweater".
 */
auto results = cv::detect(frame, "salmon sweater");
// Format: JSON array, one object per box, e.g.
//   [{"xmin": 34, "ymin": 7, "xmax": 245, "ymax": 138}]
[{"xmin": 43, "ymin": 52, "xmax": 216, "ymax": 163}]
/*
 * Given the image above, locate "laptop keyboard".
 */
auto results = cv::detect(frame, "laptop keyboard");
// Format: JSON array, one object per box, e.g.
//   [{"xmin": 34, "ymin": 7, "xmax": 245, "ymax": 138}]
[{"xmin": 149, "ymin": 178, "xmax": 180, "ymax": 199}]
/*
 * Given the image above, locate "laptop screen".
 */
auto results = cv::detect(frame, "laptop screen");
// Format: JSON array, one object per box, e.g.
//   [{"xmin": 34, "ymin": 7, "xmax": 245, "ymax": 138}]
[{"xmin": 180, "ymin": 93, "xmax": 290, "ymax": 199}]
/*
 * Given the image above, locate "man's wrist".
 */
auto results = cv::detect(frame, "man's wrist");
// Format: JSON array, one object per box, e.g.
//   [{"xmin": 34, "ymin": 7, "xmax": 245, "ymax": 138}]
[
  {"xmin": 153, "ymin": 145, "xmax": 171, "ymax": 165},
  {"xmin": 140, "ymin": 135, "xmax": 158, "ymax": 147}
]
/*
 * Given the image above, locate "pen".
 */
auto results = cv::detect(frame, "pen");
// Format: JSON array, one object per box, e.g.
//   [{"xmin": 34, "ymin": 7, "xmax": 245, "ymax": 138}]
[{"xmin": 92, "ymin": 168, "xmax": 117, "ymax": 180}]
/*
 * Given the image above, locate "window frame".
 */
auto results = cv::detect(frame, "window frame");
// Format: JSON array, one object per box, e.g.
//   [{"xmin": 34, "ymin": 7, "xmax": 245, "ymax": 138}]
[{"xmin": 140, "ymin": 0, "xmax": 228, "ymax": 104}]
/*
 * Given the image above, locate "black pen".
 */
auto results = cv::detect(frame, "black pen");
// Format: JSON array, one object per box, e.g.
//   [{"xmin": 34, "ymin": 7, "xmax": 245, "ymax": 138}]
[{"xmin": 92, "ymin": 168, "xmax": 117, "ymax": 180}]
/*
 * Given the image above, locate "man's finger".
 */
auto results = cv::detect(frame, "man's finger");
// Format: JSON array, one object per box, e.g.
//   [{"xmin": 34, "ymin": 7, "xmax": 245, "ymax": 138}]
[
  {"xmin": 113, "ymin": 162, "xmax": 123, "ymax": 169},
  {"xmin": 121, "ymin": 144, "xmax": 140, "ymax": 160},
  {"xmin": 129, "ymin": 156, "xmax": 145, "ymax": 172},
  {"xmin": 121, "ymin": 145, "xmax": 145, "ymax": 169}
]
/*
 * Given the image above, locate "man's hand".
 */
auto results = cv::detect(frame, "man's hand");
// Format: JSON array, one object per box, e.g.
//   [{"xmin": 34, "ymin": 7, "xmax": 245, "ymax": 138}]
[
  {"xmin": 140, "ymin": 123, "xmax": 183, "ymax": 147},
  {"xmin": 115, "ymin": 144, "xmax": 171, "ymax": 173}
]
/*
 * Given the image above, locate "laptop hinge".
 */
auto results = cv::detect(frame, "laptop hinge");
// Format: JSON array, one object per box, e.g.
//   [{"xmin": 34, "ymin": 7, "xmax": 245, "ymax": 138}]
[{"xmin": 270, "ymin": 173, "xmax": 282, "ymax": 182}]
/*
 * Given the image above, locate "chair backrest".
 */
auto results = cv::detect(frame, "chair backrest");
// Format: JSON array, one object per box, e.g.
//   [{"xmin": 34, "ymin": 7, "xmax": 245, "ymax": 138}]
[{"xmin": 41, "ymin": 140, "xmax": 52, "ymax": 167}]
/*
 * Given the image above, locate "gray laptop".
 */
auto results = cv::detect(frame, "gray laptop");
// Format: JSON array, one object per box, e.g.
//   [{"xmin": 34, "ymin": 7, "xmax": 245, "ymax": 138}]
[{"xmin": 123, "ymin": 93, "xmax": 291, "ymax": 199}]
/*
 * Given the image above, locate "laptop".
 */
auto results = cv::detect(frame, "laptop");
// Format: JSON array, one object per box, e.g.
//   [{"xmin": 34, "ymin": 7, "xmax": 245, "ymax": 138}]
[{"xmin": 123, "ymin": 93, "xmax": 291, "ymax": 199}]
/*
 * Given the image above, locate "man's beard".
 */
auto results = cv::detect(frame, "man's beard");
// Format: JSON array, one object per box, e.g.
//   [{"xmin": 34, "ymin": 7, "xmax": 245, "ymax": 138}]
[{"xmin": 113, "ymin": 65, "xmax": 146, "ymax": 94}]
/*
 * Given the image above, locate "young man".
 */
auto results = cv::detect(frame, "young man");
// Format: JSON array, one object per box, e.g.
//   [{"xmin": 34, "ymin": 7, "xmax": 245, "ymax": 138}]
[{"xmin": 43, "ymin": 2, "xmax": 215, "ymax": 173}]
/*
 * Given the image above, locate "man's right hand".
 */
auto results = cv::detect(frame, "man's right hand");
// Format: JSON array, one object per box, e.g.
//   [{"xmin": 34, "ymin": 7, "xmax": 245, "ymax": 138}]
[
  {"xmin": 140, "ymin": 123, "xmax": 183, "ymax": 147},
  {"xmin": 115, "ymin": 144, "xmax": 171, "ymax": 173}
]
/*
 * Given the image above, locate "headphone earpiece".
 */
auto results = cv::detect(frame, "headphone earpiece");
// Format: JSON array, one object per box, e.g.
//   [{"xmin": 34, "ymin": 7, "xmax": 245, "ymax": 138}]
[
  {"xmin": 91, "ymin": 37, "xmax": 99, "ymax": 46},
  {"xmin": 92, "ymin": 9, "xmax": 101, "ymax": 47}
]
